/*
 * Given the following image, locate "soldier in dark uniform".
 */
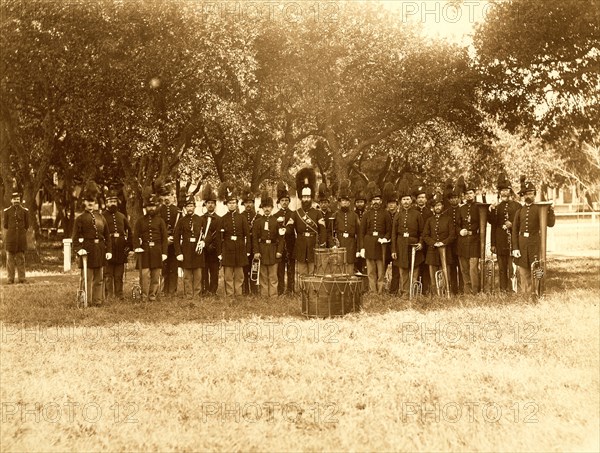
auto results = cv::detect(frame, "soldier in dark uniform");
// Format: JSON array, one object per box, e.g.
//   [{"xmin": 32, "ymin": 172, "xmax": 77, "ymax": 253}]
[
  {"xmin": 317, "ymin": 183, "xmax": 334, "ymax": 247},
  {"xmin": 174, "ymin": 195, "xmax": 206, "ymax": 299},
  {"xmin": 201, "ymin": 183, "xmax": 221, "ymax": 296},
  {"xmin": 275, "ymin": 182, "xmax": 296, "ymax": 295},
  {"xmin": 218, "ymin": 182, "xmax": 251, "ymax": 296},
  {"xmin": 360, "ymin": 181, "xmax": 392, "ymax": 294},
  {"xmin": 331, "ymin": 180, "xmax": 362, "ymax": 275},
  {"xmin": 253, "ymin": 190, "xmax": 284, "ymax": 297},
  {"xmin": 423, "ymin": 194, "xmax": 456, "ymax": 295},
  {"xmin": 488, "ymin": 173, "xmax": 521, "ymax": 293},
  {"xmin": 72, "ymin": 181, "xmax": 112, "ymax": 305},
  {"xmin": 158, "ymin": 189, "xmax": 180, "ymax": 295},
  {"xmin": 456, "ymin": 179, "xmax": 481, "ymax": 294},
  {"xmin": 286, "ymin": 168, "xmax": 327, "ymax": 276},
  {"xmin": 444, "ymin": 178, "xmax": 463, "ymax": 295},
  {"xmin": 3, "ymin": 187, "xmax": 29, "ymax": 284},
  {"xmin": 511, "ymin": 178, "xmax": 556, "ymax": 295},
  {"xmin": 383, "ymin": 182, "xmax": 400, "ymax": 294},
  {"xmin": 133, "ymin": 191, "xmax": 168, "ymax": 301},
  {"xmin": 241, "ymin": 187, "xmax": 259, "ymax": 295},
  {"xmin": 391, "ymin": 177, "xmax": 424, "ymax": 298},
  {"xmin": 102, "ymin": 188, "xmax": 133, "ymax": 299},
  {"xmin": 353, "ymin": 183, "xmax": 367, "ymax": 275},
  {"xmin": 413, "ymin": 184, "xmax": 433, "ymax": 295}
]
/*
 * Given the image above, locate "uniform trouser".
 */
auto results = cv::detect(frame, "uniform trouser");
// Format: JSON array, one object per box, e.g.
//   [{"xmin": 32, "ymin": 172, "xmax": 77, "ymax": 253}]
[
  {"xmin": 162, "ymin": 251, "xmax": 178, "ymax": 294},
  {"xmin": 297, "ymin": 262, "xmax": 315, "ymax": 277},
  {"xmin": 384, "ymin": 258, "xmax": 400, "ymax": 294},
  {"xmin": 183, "ymin": 268, "xmax": 202, "ymax": 298},
  {"xmin": 6, "ymin": 251, "xmax": 25, "ymax": 283},
  {"xmin": 104, "ymin": 262, "xmax": 125, "ymax": 297},
  {"xmin": 243, "ymin": 264, "xmax": 259, "ymax": 295},
  {"xmin": 518, "ymin": 265, "xmax": 532, "ymax": 295},
  {"xmin": 202, "ymin": 254, "xmax": 219, "ymax": 295},
  {"xmin": 497, "ymin": 255, "xmax": 515, "ymax": 292},
  {"xmin": 459, "ymin": 257, "xmax": 480, "ymax": 294},
  {"xmin": 419, "ymin": 262, "xmax": 431, "ymax": 295},
  {"xmin": 81, "ymin": 267, "xmax": 104, "ymax": 304},
  {"xmin": 277, "ymin": 251, "xmax": 295, "ymax": 294},
  {"xmin": 449, "ymin": 262, "xmax": 461, "ymax": 294},
  {"xmin": 366, "ymin": 259, "xmax": 385, "ymax": 293},
  {"xmin": 399, "ymin": 266, "xmax": 421, "ymax": 297},
  {"xmin": 259, "ymin": 263, "xmax": 278, "ymax": 297},
  {"xmin": 223, "ymin": 266, "xmax": 244, "ymax": 296},
  {"xmin": 141, "ymin": 268, "xmax": 161, "ymax": 300}
]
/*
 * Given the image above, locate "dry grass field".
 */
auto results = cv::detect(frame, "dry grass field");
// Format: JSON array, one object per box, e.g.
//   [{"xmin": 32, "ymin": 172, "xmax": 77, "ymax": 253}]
[{"xmin": 1, "ymin": 223, "xmax": 599, "ymax": 452}]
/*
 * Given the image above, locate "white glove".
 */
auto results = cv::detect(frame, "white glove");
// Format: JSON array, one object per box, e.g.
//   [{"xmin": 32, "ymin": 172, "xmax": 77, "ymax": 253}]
[
  {"xmin": 512, "ymin": 250, "xmax": 521, "ymax": 258},
  {"xmin": 356, "ymin": 252, "xmax": 360, "ymax": 258},
  {"xmin": 460, "ymin": 229, "xmax": 468, "ymax": 237},
  {"xmin": 105, "ymin": 253, "xmax": 112, "ymax": 260},
  {"xmin": 176, "ymin": 254, "xmax": 184, "ymax": 262},
  {"xmin": 277, "ymin": 216, "xmax": 284, "ymax": 223},
  {"xmin": 360, "ymin": 248, "xmax": 365, "ymax": 258},
  {"xmin": 77, "ymin": 249, "xmax": 87, "ymax": 256},
  {"xmin": 377, "ymin": 238, "xmax": 384, "ymax": 244},
  {"xmin": 218, "ymin": 255, "xmax": 222, "ymax": 261},
  {"xmin": 198, "ymin": 240, "xmax": 205, "ymax": 249},
  {"xmin": 161, "ymin": 254, "xmax": 168, "ymax": 261},
  {"xmin": 278, "ymin": 227, "xmax": 286, "ymax": 236},
  {"xmin": 168, "ymin": 236, "xmax": 174, "ymax": 244},
  {"xmin": 134, "ymin": 248, "xmax": 144, "ymax": 253}
]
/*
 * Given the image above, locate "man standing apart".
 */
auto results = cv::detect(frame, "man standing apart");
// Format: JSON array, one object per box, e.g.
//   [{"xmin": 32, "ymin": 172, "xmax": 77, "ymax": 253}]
[
  {"xmin": 511, "ymin": 178, "xmax": 556, "ymax": 296},
  {"xmin": 72, "ymin": 181, "xmax": 112, "ymax": 306},
  {"xmin": 360, "ymin": 181, "xmax": 392, "ymax": 294},
  {"xmin": 275, "ymin": 182, "xmax": 296, "ymax": 295},
  {"xmin": 133, "ymin": 190, "xmax": 168, "ymax": 301},
  {"xmin": 174, "ymin": 195, "xmax": 206, "ymax": 299},
  {"xmin": 253, "ymin": 191, "xmax": 283, "ymax": 297},
  {"xmin": 102, "ymin": 188, "xmax": 132, "ymax": 299},
  {"xmin": 218, "ymin": 183, "xmax": 251, "ymax": 296},
  {"xmin": 391, "ymin": 177, "xmax": 424, "ymax": 298},
  {"xmin": 286, "ymin": 168, "xmax": 327, "ymax": 276},
  {"xmin": 3, "ymin": 186, "xmax": 28, "ymax": 284}
]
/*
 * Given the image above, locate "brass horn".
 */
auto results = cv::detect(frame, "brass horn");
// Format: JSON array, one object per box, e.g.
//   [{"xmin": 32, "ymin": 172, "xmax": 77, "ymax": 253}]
[
  {"xmin": 434, "ymin": 245, "xmax": 451, "ymax": 298},
  {"xmin": 532, "ymin": 201, "xmax": 552, "ymax": 298},
  {"xmin": 250, "ymin": 256, "xmax": 260, "ymax": 286},
  {"xmin": 477, "ymin": 202, "xmax": 491, "ymax": 292},
  {"xmin": 409, "ymin": 244, "xmax": 422, "ymax": 299}
]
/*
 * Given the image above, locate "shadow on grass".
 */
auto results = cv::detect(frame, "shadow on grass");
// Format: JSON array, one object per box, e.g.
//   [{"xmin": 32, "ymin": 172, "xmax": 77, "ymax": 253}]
[{"xmin": 1, "ymin": 257, "xmax": 598, "ymax": 327}]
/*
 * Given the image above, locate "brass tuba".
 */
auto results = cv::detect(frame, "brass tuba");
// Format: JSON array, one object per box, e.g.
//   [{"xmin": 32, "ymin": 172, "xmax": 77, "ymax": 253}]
[
  {"xmin": 434, "ymin": 245, "xmax": 451, "ymax": 298},
  {"xmin": 532, "ymin": 201, "xmax": 552, "ymax": 297},
  {"xmin": 409, "ymin": 244, "xmax": 422, "ymax": 299}
]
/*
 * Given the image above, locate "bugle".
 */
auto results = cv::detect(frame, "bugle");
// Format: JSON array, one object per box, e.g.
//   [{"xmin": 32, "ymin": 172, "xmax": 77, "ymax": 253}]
[
  {"xmin": 477, "ymin": 202, "xmax": 491, "ymax": 292},
  {"xmin": 409, "ymin": 244, "xmax": 421, "ymax": 299},
  {"xmin": 250, "ymin": 256, "xmax": 260, "ymax": 286},
  {"xmin": 434, "ymin": 245, "xmax": 451, "ymax": 298},
  {"xmin": 532, "ymin": 201, "xmax": 552, "ymax": 297},
  {"xmin": 483, "ymin": 256, "xmax": 495, "ymax": 293},
  {"xmin": 195, "ymin": 216, "xmax": 212, "ymax": 254},
  {"xmin": 131, "ymin": 249, "xmax": 143, "ymax": 302}
]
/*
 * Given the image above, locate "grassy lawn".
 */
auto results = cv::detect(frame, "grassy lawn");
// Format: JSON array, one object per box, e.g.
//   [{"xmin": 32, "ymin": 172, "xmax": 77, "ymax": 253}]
[{"xmin": 1, "ymin": 251, "xmax": 599, "ymax": 452}]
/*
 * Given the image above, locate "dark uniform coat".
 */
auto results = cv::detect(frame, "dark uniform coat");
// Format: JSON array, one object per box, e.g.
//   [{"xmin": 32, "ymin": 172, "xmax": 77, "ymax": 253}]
[
  {"xmin": 488, "ymin": 200, "xmax": 521, "ymax": 256},
  {"xmin": 102, "ymin": 209, "xmax": 133, "ymax": 264},
  {"xmin": 275, "ymin": 207, "xmax": 296, "ymax": 259},
  {"xmin": 391, "ymin": 207, "xmax": 424, "ymax": 269},
  {"xmin": 174, "ymin": 213, "xmax": 206, "ymax": 269},
  {"xmin": 456, "ymin": 201, "xmax": 481, "ymax": 259},
  {"xmin": 361, "ymin": 207, "xmax": 392, "ymax": 261},
  {"xmin": 415, "ymin": 205, "xmax": 433, "ymax": 223},
  {"xmin": 158, "ymin": 204, "xmax": 180, "ymax": 238},
  {"xmin": 3, "ymin": 204, "xmax": 29, "ymax": 253},
  {"xmin": 72, "ymin": 210, "xmax": 112, "ymax": 269},
  {"xmin": 331, "ymin": 208, "xmax": 362, "ymax": 264},
  {"xmin": 220, "ymin": 210, "xmax": 251, "ymax": 267},
  {"xmin": 423, "ymin": 213, "xmax": 456, "ymax": 266},
  {"xmin": 286, "ymin": 207, "xmax": 327, "ymax": 263},
  {"xmin": 320, "ymin": 208, "xmax": 334, "ymax": 247},
  {"xmin": 133, "ymin": 213, "xmax": 168, "ymax": 269},
  {"xmin": 252, "ymin": 214, "xmax": 284, "ymax": 266},
  {"xmin": 202, "ymin": 211, "xmax": 222, "ymax": 259},
  {"xmin": 511, "ymin": 203, "xmax": 556, "ymax": 267}
]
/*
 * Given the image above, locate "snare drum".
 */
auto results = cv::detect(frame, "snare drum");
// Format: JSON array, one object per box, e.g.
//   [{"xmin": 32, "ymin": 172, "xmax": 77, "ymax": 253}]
[
  {"xmin": 314, "ymin": 248, "xmax": 347, "ymax": 277},
  {"xmin": 300, "ymin": 275, "xmax": 363, "ymax": 318}
]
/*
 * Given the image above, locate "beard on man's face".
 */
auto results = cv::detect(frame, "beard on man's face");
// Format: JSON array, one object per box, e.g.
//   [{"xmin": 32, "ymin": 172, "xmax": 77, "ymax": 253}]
[{"xmin": 301, "ymin": 200, "xmax": 312, "ymax": 210}]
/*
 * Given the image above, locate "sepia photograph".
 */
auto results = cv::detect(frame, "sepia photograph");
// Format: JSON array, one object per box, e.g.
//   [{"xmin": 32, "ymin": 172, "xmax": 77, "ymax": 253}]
[{"xmin": 1, "ymin": 0, "xmax": 599, "ymax": 451}]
